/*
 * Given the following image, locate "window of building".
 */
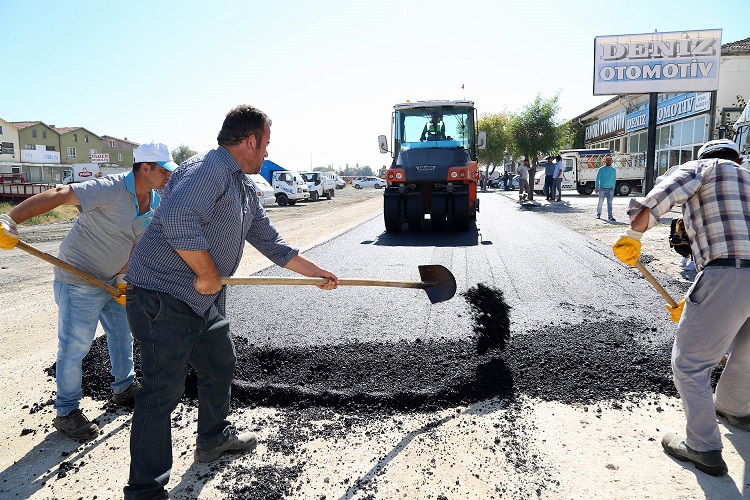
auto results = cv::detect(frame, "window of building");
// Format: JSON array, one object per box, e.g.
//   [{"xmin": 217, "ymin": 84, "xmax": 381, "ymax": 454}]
[
  {"xmin": 67, "ymin": 147, "xmax": 76, "ymax": 159},
  {"xmin": 84, "ymin": 135, "xmax": 89, "ymax": 143},
  {"xmin": 32, "ymin": 129, "xmax": 37, "ymax": 138},
  {"xmin": 42, "ymin": 131, "xmax": 47, "ymax": 139},
  {"xmin": 46, "ymin": 146, "xmax": 56, "ymax": 151},
  {"xmin": 89, "ymin": 149, "xmax": 97, "ymax": 157},
  {"xmin": 1, "ymin": 142, "xmax": 14, "ymax": 155},
  {"xmin": 653, "ymin": 115, "xmax": 709, "ymax": 175},
  {"xmin": 0, "ymin": 125, "xmax": 3, "ymax": 135},
  {"xmin": 73, "ymin": 134, "xmax": 78, "ymax": 142},
  {"xmin": 117, "ymin": 153, "xmax": 123, "ymax": 161},
  {"xmin": 25, "ymin": 144, "xmax": 34, "ymax": 150},
  {"xmin": 109, "ymin": 140, "xmax": 115, "ymax": 148}
]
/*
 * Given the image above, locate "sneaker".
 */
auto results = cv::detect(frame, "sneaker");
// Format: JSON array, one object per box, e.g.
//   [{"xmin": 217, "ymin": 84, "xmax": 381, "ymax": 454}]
[
  {"xmin": 716, "ymin": 407, "xmax": 750, "ymax": 431},
  {"xmin": 194, "ymin": 427, "xmax": 257, "ymax": 463},
  {"xmin": 679, "ymin": 256, "xmax": 689, "ymax": 267},
  {"xmin": 684, "ymin": 261, "xmax": 696, "ymax": 271},
  {"xmin": 53, "ymin": 409, "xmax": 100, "ymax": 442},
  {"xmin": 112, "ymin": 380, "xmax": 141, "ymax": 407},
  {"xmin": 608, "ymin": 217, "xmax": 616, "ymax": 221},
  {"xmin": 596, "ymin": 214, "xmax": 601, "ymax": 219},
  {"xmin": 661, "ymin": 432, "xmax": 727, "ymax": 476}
]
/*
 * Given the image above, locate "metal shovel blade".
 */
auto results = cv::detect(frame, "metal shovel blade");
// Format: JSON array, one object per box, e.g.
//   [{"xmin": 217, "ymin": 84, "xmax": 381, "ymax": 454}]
[{"xmin": 418, "ymin": 264, "xmax": 457, "ymax": 304}]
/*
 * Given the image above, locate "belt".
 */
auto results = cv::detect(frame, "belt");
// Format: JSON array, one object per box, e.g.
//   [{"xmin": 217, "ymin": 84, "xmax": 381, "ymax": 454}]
[{"xmin": 706, "ymin": 258, "xmax": 750, "ymax": 268}]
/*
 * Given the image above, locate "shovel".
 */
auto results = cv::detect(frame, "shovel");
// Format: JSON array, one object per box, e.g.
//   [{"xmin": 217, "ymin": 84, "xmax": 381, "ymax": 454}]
[
  {"xmin": 222, "ymin": 264, "xmax": 457, "ymax": 304},
  {"xmin": 15, "ymin": 240, "xmax": 122, "ymax": 297}
]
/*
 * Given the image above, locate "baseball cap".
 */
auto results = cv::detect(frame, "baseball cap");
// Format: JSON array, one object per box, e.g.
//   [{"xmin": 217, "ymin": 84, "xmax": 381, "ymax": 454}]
[
  {"xmin": 697, "ymin": 139, "xmax": 740, "ymax": 159},
  {"xmin": 134, "ymin": 142, "xmax": 178, "ymax": 171}
]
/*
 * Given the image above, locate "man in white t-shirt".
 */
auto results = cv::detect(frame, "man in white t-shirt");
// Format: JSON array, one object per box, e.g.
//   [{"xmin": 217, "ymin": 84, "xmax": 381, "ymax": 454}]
[{"xmin": 516, "ymin": 158, "xmax": 530, "ymax": 201}]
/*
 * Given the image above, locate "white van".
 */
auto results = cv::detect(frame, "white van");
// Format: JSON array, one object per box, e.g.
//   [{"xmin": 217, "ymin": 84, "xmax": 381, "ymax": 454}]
[
  {"xmin": 247, "ymin": 174, "xmax": 276, "ymax": 207},
  {"xmin": 299, "ymin": 171, "xmax": 336, "ymax": 201}
]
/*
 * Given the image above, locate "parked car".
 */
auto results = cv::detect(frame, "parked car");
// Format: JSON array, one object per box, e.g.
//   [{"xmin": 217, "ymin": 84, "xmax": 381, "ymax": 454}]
[
  {"xmin": 247, "ymin": 174, "xmax": 276, "ymax": 207},
  {"xmin": 335, "ymin": 175, "xmax": 346, "ymax": 189},
  {"xmin": 352, "ymin": 176, "xmax": 385, "ymax": 189},
  {"xmin": 655, "ymin": 165, "xmax": 680, "ymax": 186}
]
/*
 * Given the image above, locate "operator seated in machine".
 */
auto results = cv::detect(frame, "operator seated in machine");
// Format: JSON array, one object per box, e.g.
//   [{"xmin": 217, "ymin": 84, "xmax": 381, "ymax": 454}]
[{"xmin": 420, "ymin": 111, "xmax": 446, "ymax": 141}]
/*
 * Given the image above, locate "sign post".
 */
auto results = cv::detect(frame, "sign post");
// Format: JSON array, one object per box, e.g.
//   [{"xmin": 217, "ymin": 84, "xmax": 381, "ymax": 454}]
[{"xmin": 593, "ymin": 29, "xmax": 722, "ymax": 193}]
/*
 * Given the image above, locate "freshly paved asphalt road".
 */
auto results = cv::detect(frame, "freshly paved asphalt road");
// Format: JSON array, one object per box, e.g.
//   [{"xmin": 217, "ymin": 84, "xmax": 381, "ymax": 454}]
[{"xmin": 226, "ymin": 191, "xmax": 675, "ymax": 348}]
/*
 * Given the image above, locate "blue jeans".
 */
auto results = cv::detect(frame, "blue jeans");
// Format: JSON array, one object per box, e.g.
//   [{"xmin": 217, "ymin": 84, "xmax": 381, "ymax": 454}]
[
  {"xmin": 124, "ymin": 286, "xmax": 236, "ymax": 499},
  {"xmin": 53, "ymin": 278, "xmax": 135, "ymax": 416},
  {"xmin": 597, "ymin": 188, "xmax": 615, "ymax": 218},
  {"xmin": 553, "ymin": 178, "xmax": 563, "ymax": 199}
]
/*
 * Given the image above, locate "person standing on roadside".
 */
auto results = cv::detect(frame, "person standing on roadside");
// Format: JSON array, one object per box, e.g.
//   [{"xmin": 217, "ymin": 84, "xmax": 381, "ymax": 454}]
[
  {"xmin": 543, "ymin": 156, "xmax": 555, "ymax": 201},
  {"xmin": 612, "ymin": 138, "xmax": 750, "ymax": 477},
  {"xmin": 122, "ymin": 105, "xmax": 339, "ymax": 500},
  {"xmin": 552, "ymin": 155, "xmax": 564, "ymax": 202},
  {"xmin": 0, "ymin": 142, "xmax": 176, "ymax": 441},
  {"xmin": 595, "ymin": 154, "xmax": 617, "ymax": 221},
  {"xmin": 516, "ymin": 158, "xmax": 530, "ymax": 202}
]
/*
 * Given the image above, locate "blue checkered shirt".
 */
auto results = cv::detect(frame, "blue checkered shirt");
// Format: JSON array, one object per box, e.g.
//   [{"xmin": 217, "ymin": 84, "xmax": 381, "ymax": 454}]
[
  {"xmin": 627, "ymin": 158, "xmax": 750, "ymax": 272},
  {"xmin": 126, "ymin": 147, "xmax": 298, "ymax": 315}
]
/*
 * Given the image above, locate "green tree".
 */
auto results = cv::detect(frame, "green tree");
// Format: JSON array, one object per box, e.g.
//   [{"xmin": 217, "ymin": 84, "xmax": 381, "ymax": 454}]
[
  {"xmin": 510, "ymin": 94, "xmax": 564, "ymax": 201},
  {"xmin": 478, "ymin": 112, "xmax": 512, "ymax": 187},
  {"xmin": 171, "ymin": 144, "xmax": 198, "ymax": 166}
]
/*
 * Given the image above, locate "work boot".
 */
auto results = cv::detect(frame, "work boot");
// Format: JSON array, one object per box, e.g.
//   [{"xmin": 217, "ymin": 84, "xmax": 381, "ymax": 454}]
[
  {"xmin": 53, "ymin": 409, "xmax": 100, "ymax": 442},
  {"xmin": 194, "ymin": 427, "xmax": 257, "ymax": 463},
  {"xmin": 661, "ymin": 432, "xmax": 727, "ymax": 476},
  {"xmin": 112, "ymin": 380, "xmax": 141, "ymax": 407},
  {"xmin": 716, "ymin": 407, "xmax": 750, "ymax": 431}
]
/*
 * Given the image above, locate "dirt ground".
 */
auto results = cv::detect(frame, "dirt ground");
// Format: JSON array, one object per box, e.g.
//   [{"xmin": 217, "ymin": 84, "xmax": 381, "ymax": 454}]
[{"xmin": 1, "ymin": 187, "xmax": 748, "ymax": 499}]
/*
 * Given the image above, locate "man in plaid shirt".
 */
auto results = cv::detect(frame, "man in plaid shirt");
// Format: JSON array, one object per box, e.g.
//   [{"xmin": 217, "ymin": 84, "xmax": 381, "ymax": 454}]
[{"xmin": 612, "ymin": 139, "xmax": 750, "ymax": 477}]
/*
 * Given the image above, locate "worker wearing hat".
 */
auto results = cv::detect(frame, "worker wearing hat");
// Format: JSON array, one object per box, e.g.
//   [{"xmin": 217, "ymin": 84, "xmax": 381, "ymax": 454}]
[
  {"xmin": 0, "ymin": 142, "xmax": 176, "ymax": 441},
  {"xmin": 612, "ymin": 138, "xmax": 750, "ymax": 477}
]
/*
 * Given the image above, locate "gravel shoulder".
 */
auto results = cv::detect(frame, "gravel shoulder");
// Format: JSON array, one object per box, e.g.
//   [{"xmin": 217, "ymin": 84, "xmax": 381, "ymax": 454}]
[{"xmin": 1, "ymin": 187, "xmax": 747, "ymax": 499}]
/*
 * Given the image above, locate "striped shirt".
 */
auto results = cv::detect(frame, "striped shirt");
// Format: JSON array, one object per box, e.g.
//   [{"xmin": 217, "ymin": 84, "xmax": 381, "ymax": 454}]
[
  {"xmin": 627, "ymin": 158, "xmax": 750, "ymax": 271},
  {"xmin": 126, "ymin": 146, "xmax": 298, "ymax": 315}
]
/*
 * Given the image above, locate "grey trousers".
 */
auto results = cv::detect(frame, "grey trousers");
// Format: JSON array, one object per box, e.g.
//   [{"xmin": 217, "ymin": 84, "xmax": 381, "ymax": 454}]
[{"xmin": 672, "ymin": 266, "xmax": 750, "ymax": 451}]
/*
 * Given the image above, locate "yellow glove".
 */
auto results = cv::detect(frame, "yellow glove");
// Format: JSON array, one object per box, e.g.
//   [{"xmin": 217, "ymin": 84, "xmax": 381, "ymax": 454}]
[
  {"xmin": 612, "ymin": 229, "xmax": 643, "ymax": 267},
  {"xmin": 0, "ymin": 214, "xmax": 19, "ymax": 250},
  {"xmin": 114, "ymin": 274, "xmax": 127, "ymax": 307},
  {"xmin": 665, "ymin": 297, "xmax": 685, "ymax": 323}
]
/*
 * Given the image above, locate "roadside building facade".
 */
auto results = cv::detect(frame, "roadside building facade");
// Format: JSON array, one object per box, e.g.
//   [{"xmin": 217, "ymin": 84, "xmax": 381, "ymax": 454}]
[
  {"xmin": 0, "ymin": 119, "xmax": 20, "ymax": 170},
  {"xmin": 570, "ymin": 37, "xmax": 750, "ymax": 179},
  {"xmin": 101, "ymin": 135, "xmax": 138, "ymax": 166},
  {"xmin": 9, "ymin": 121, "xmax": 62, "ymax": 182},
  {"xmin": 54, "ymin": 126, "xmax": 104, "ymax": 166}
]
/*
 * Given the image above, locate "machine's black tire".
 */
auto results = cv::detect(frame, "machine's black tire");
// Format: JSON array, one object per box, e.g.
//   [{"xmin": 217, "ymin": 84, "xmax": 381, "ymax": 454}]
[
  {"xmin": 310, "ymin": 191, "xmax": 319, "ymax": 202},
  {"xmin": 384, "ymin": 196, "xmax": 401, "ymax": 233},
  {"xmin": 406, "ymin": 195, "xmax": 423, "ymax": 232},
  {"xmin": 452, "ymin": 195, "xmax": 470, "ymax": 231},
  {"xmin": 615, "ymin": 181, "xmax": 632, "ymax": 196},
  {"xmin": 430, "ymin": 194, "xmax": 447, "ymax": 230},
  {"xmin": 288, "ymin": 199, "xmax": 297, "ymax": 206},
  {"xmin": 276, "ymin": 194, "xmax": 289, "ymax": 206}
]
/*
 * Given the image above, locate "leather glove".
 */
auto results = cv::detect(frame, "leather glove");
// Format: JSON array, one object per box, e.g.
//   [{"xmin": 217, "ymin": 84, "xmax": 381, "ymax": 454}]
[
  {"xmin": 0, "ymin": 214, "xmax": 19, "ymax": 250},
  {"xmin": 665, "ymin": 297, "xmax": 685, "ymax": 323},
  {"xmin": 612, "ymin": 229, "xmax": 643, "ymax": 267},
  {"xmin": 114, "ymin": 273, "xmax": 127, "ymax": 307}
]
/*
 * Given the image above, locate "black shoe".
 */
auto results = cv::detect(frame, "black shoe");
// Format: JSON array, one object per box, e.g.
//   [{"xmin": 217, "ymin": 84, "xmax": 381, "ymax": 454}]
[
  {"xmin": 661, "ymin": 432, "xmax": 727, "ymax": 476},
  {"xmin": 53, "ymin": 409, "xmax": 100, "ymax": 442},
  {"xmin": 608, "ymin": 217, "xmax": 616, "ymax": 222},
  {"xmin": 716, "ymin": 407, "xmax": 750, "ymax": 431},
  {"xmin": 112, "ymin": 380, "xmax": 141, "ymax": 407},
  {"xmin": 596, "ymin": 214, "xmax": 601, "ymax": 219},
  {"xmin": 194, "ymin": 427, "xmax": 257, "ymax": 463}
]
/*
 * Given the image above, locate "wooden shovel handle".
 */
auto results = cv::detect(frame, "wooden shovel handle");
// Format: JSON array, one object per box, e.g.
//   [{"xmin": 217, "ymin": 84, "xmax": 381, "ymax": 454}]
[
  {"xmin": 634, "ymin": 261, "xmax": 678, "ymax": 307},
  {"xmin": 221, "ymin": 276, "xmax": 432, "ymax": 289},
  {"xmin": 16, "ymin": 240, "xmax": 122, "ymax": 297}
]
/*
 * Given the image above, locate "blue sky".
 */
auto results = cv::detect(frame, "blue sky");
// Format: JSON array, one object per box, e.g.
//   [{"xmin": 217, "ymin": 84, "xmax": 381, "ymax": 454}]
[{"xmin": 3, "ymin": 0, "xmax": 747, "ymax": 170}]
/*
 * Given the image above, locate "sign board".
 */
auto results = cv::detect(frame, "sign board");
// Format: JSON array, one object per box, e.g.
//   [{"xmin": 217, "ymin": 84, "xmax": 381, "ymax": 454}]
[
  {"xmin": 593, "ymin": 29, "xmax": 722, "ymax": 95},
  {"xmin": 91, "ymin": 153, "xmax": 109, "ymax": 163},
  {"xmin": 624, "ymin": 92, "xmax": 712, "ymax": 133},
  {"xmin": 21, "ymin": 149, "xmax": 61, "ymax": 164}
]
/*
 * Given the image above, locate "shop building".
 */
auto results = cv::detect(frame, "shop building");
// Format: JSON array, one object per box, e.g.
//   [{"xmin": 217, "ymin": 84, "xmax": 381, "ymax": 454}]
[{"xmin": 570, "ymin": 37, "xmax": 750, "ymax": 177}]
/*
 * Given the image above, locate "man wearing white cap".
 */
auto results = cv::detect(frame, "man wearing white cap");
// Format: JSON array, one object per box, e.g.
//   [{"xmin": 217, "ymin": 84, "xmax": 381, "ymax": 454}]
[
  {"xmin": 0, "ymin": 142, "xmax": 177, "ymax": 441},
  {"xmin": 612, "ymin": 138, "xmax": 750, "ymax": 477}
]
